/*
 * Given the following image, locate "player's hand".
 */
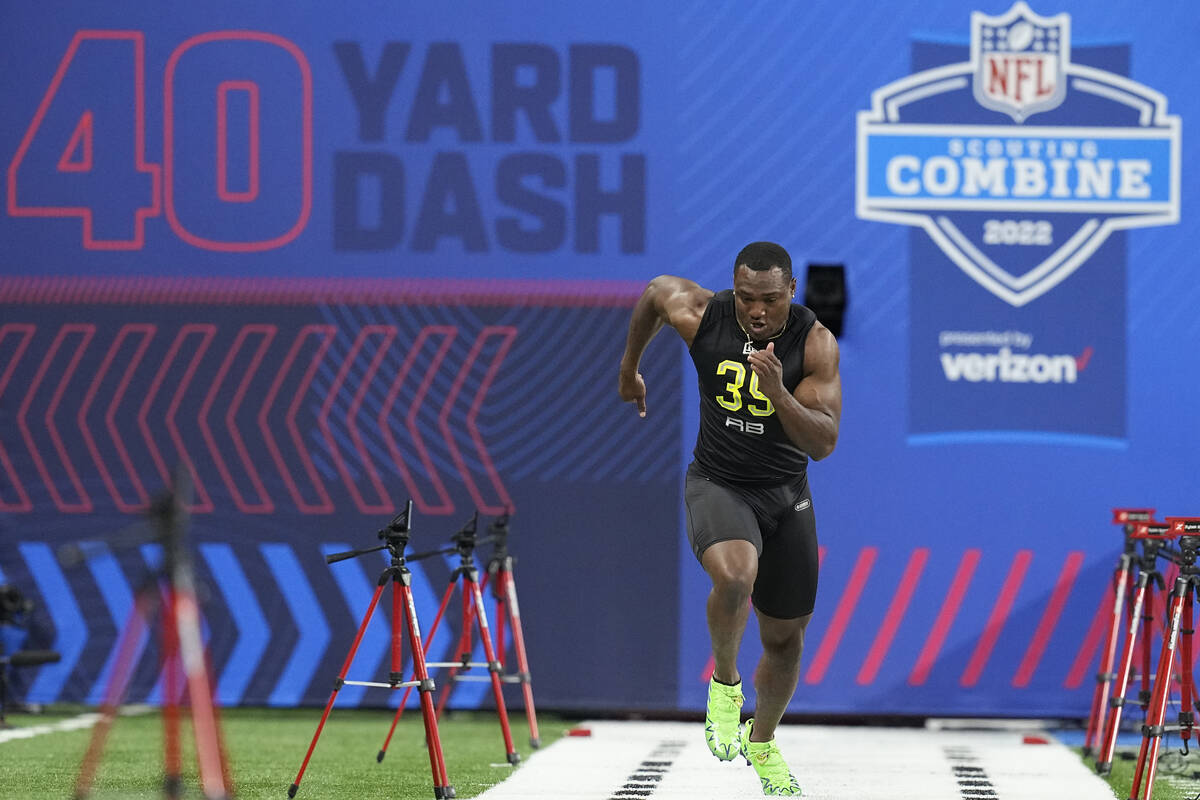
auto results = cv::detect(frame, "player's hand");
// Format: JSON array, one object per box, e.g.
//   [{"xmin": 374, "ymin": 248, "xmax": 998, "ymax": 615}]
[
  {"xmin": 618, "ymin": 371, "xmax": 648, "ymax": 417},
  {"xmin": 747, "ymin": 342, "xmax": 786, "ymax": 400}
]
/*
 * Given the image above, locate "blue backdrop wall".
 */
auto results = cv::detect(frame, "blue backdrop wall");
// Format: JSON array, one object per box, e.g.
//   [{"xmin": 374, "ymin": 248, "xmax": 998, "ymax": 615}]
[{"xmin": 0, "ymin": 0, "xmax": 1195, "ymax": 718}]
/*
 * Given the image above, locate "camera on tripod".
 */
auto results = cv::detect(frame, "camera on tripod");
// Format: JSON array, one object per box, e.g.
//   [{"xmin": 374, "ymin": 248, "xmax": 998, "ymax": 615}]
[
  {"xmin": 0, "ymin": 584, "xmax": 60, "ymax": 667},
  {"xmin": 0, "ymin": 583, "xmax": 61, "ymax": 726},
  {"xmin": 0, "ymin": 584, "xmax": 34, "ymax": 624},
  {"xmin": 377, "ymin": 503, "xmax": 413, "ymax": 544},
  {"xmin": 449, "ymin": 513, "xmax": 479, "ymax": 554}
]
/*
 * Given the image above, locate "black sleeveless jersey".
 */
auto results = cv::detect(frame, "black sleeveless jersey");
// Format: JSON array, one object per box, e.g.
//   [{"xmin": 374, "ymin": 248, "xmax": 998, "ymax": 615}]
[{"xmin": 688, "ymin": 290, "xmax": 817, "ymax": 486}]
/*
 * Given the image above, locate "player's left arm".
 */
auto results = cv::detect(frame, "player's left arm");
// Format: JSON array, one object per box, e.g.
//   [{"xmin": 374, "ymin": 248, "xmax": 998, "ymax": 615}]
[{"xmin": 747, "ymin": 323, "xmax": 842, "ymax": 460}]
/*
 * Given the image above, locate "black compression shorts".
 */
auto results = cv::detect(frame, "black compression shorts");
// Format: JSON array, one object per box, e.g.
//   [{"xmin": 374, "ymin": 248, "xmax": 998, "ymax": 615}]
[{"xmin": 683, "ymin": 462, "xmax": 819, "ymax": 619}]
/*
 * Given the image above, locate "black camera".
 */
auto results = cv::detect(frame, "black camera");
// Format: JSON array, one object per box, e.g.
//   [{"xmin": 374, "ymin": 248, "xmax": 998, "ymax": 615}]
[
  {"xmin": 377, "ymin": 500, "xmax": 414, "ymax": 542},
  {"xmin": 0, "ymin": 585, "xmax": 34, "ymax": 625}
]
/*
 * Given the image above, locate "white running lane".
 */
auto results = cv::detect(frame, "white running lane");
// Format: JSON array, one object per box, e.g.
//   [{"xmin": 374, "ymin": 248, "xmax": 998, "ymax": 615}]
[{"xmin": 475, "ymin": 721, "xmax": 1117, "ymax": 800}]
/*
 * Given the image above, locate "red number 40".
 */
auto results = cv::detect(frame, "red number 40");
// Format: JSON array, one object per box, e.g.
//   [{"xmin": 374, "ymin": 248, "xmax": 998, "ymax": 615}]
[{"xmin": 7, "ymin": 30, "xmax": 312, "ymax": 252}]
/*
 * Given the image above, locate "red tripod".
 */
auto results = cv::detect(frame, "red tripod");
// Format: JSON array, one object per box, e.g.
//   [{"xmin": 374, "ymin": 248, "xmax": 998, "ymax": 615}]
[
  {"xmin": 479, "ymin": 514, "xmax": 540, "ymax": 749},
  {"xmin": 289, "ymin": 502, "xmax": 453, "ymax": 800},
  {"xmin": 1083, "ymin": 509, "xmax": 1153, "ymax": 760},
  {"xmin": 1128, "ymin": 517, "xmax": 1200, "ymax": 800},
  {"xmin": 376, "ymin": 513, "xmax": 520, "ymax": 765},
  {"xmin": 1095, "ymin": 517, "xmax": 1171, "ymax": 775},
  {"xmin": 70, "ymin": 472, "xmax": 233, "ymax": 800},
  {"xmin": 378, "ymin": 513, "xmax": 540, "ymax": 752}
]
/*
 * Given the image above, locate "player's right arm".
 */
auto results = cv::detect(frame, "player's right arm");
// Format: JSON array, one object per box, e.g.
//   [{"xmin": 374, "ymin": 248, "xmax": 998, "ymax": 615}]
[{"xmin": 618, "ymin": 275, "xmax": 712, "ymax": 417}]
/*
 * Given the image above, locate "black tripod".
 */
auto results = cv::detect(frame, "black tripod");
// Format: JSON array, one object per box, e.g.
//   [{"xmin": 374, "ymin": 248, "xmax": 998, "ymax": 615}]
[
  {"xmin": 377, "ymin": 512, "xmax": 519, "ymax": 766},
  {"xmin": 0, "ymin": 650, "xmax": 60, "ymax": 728},
  {"xmin": 0, "ymin": 584, "xmax": 60, "ymax": 729},
  {"xmin": 289, "ymin": 501, "xmax": 453, "ymax": 800}
]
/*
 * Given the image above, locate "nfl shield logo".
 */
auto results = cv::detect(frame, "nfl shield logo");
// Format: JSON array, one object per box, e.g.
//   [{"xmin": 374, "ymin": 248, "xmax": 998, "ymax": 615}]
[
  {"xmin": 972, "ymin": 1, "xmax": 1069, "ymax": 122},
  {"xmin": 857, "ymin": 1, "xmax": 1180, "ymax": 306}
]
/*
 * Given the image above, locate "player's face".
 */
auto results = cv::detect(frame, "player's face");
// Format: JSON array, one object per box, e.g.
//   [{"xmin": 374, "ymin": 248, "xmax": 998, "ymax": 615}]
[{"xmin": 733, "ymin": 265, "xmax": 795, "ymax": 340}]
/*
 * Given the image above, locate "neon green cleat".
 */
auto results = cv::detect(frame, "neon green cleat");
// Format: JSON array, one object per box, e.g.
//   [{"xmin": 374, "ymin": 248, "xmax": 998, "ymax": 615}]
[
  {"xmin": 740, "ymin": 718, "xmax": 802, "ymax": 796},
  {"xmin": 704, "ymin": 677, "xmax": 744, "ymax": 761}
]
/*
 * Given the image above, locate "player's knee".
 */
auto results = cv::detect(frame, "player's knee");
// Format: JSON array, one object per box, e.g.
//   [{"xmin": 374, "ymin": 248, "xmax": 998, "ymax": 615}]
[
  {"xmin": 761, "ymin": 614, "xmax": 811, "ymax": 659},
  {"xmin": 710, "ymin": 569, "xmax": 754, "ymax": 609},
  {"xmin": 763, "ymin": 631, "xmax": 804, "ymax": 662},
  {"xmin": 703, "ymin": 544, "xmax": 757, "ymax": 607}
]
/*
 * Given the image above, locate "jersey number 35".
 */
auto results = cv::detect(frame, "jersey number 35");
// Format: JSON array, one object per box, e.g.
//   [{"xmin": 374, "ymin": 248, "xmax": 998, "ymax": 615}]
[{"xmin": 714, "ymin": 360, "xmax": 774, "ymax": 417}]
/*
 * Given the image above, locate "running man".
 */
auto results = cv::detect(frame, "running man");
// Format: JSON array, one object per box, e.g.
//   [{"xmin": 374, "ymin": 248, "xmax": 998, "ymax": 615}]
[{"xmin": 617, "ymin": 242, "xmax": 841, "ymax": 796}]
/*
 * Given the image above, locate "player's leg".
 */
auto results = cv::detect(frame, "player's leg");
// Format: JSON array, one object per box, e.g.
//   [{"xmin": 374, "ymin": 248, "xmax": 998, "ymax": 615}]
[
  {"xmin": 702, "ymin": 539, "xmax": 759, "ymax": 684},
  {"xmin": 748, "ymin": 482, "xmax": 818, "ymax": 732},
  {"xmin": 747, "ymin": 610, "xmax": 812, "ymax": 742},
  {"xmin": 701, "ymin": 540, "xmax": 757, "ymax": 761},
  {"xmin": 740, "ymin": 483, "xmax": 818, "ymax": 795},
  {"xmin": 685, "ymin": 466, "xmax": 762, "ymax": 761},
  {"xmin": 740, "ymin": 613, "xmax": 811, "ymax": 796}
]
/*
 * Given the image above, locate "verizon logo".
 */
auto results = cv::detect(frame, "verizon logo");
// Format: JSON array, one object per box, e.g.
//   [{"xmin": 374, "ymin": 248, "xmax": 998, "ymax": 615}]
[{"xmin": 940, "ymin": 346, "xmax": 1091, "ymax": 384}]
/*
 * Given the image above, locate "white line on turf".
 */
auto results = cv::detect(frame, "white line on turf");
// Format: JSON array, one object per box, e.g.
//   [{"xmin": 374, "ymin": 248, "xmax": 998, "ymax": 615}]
[
  {"xmin": 0, "ymin": 713, "xmax": 101, "ymax": 743},
  {"xmin": 474, "ymin": 721, "xmax": 1117, "ymax": 799},
  {"xmin": 0, "ymin": 705, "xmax": 153, "ymax": 745}
]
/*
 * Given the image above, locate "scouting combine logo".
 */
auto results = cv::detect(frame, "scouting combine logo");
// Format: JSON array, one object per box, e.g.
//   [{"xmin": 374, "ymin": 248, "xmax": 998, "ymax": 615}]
[{"xmin": 856, "ymin": 2, "xmax": 1180, "ymax": 306}]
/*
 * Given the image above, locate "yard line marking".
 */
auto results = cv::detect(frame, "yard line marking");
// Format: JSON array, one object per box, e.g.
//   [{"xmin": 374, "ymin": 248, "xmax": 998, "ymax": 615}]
[{"xmin": 605, "ymin": 739, "xmax": 686, "ymax": 800}]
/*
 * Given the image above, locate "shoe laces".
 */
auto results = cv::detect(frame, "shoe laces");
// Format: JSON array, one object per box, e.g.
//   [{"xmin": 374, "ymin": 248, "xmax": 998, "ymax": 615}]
[
  {"xmin": 750, "ymin": 741, "xmax": 780, "ymax": 766},
  {"xmin": 745, "ymin": 732, "xmax": 788, "ymax": 770},
  {"xmin": 712, "ymin": 681, "xmax": 743, "ymax": 705}
]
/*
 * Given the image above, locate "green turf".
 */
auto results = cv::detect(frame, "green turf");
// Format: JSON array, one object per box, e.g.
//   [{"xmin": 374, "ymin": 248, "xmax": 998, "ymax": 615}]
[
  {"xmin": 1076, "ymin": 746, "xmax": 1200, "ymax": 800},
  {"xmin": 0, "ymin": 705, "xmax": 558, "ymax": 799}
]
